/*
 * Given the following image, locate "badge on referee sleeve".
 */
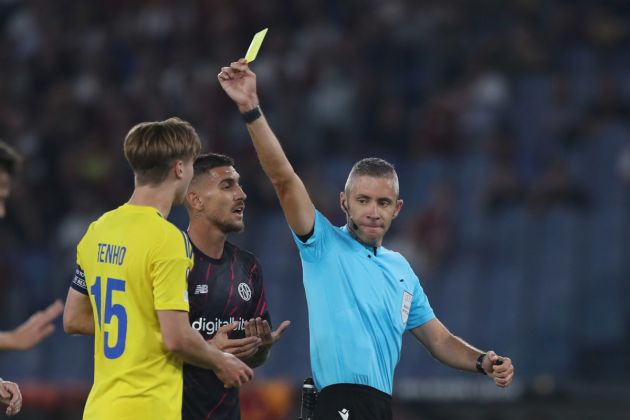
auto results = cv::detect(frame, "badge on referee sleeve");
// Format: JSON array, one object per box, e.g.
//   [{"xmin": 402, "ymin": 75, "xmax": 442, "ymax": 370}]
[{"xmin": 401, "ymin": 291, "xmax": 413, "ymax": 324}]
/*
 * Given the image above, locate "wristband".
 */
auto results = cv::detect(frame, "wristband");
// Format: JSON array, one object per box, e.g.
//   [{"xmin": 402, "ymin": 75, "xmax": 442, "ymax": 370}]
[
  {"xmin": 476, "ymin": 353, "xmax": 487, "ymax": 375},
  {"xmin": 241, "ymin": 105, "xmax": 262, "ymax": 124}
]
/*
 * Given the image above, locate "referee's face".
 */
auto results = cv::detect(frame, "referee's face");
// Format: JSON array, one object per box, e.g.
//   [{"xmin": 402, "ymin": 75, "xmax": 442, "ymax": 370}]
[{"xmin": 340, "ymin": 175, "xmax": 403, "ymax": 247}]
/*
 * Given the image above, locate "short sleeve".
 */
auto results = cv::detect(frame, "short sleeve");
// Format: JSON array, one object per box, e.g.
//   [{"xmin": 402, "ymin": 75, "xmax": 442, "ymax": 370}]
[
  {"xmin": 151, "ymin": 228, "xmax": 193, "ymax": 311},
  {"xmin": 405, "ymin": 272, "xmax": 435, "ymax": 330},
  {"xmin": 290, "ymin": 209, "xmax": 334, "ymax": 262}
]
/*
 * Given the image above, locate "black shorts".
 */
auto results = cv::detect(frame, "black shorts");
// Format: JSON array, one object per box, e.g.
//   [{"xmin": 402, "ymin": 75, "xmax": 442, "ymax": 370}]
[{"xmin": 314, "ymin": 384, "xmax": 392, "ymax": 420}]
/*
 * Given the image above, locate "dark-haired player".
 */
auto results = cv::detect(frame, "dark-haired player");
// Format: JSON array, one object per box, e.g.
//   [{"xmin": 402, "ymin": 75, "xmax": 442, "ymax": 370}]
[{"xmin": 182, "ymin": 153, "xmax": 290, "ymax": 420}]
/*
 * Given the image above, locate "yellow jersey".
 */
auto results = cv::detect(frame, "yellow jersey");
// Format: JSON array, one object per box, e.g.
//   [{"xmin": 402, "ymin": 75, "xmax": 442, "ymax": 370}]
[{"xmin": 76, "ymin": 204, "xmax": 193, "ymax": 420}]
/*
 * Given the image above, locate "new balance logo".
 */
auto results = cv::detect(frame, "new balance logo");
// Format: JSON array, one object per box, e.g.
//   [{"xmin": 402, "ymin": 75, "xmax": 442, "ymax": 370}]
[
  {"xmin": 338, "ymin": 408, "xmax": 349, "ymax": 420},
  {"xmin": 194, "ymin": 284, "xmax": 208, "ymax": 295}
]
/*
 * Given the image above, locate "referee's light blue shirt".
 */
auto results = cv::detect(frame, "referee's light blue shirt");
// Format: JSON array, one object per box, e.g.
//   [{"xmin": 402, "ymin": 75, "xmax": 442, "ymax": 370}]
[{"xmin": 291, "ymin": 210, "xmax": 435, "ymax": 395}]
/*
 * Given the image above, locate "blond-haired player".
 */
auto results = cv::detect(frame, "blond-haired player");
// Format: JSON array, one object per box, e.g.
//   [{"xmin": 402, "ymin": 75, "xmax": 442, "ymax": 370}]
[{"xmin": 63, "ymin": 118, "xmax": 253, "ymax": 420}]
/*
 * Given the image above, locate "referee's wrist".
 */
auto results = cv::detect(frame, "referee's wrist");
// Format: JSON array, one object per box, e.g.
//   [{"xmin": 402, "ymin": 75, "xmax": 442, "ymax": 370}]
[
  {"xmin": 476, "ymin": 353, "xmax": 487, "ymax": 375},
  {"xmin": 237, "ymin": 98, "xmax": 259, "ymax": 114},
  {"xmin": 241, "ymin": 105, "xmax": 262, "ymax": 124}
]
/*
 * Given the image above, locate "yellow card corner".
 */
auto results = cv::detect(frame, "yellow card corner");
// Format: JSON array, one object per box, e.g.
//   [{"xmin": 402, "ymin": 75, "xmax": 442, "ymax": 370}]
[{"xmin": 245, "ymin": 28, "xmax": 269, "ymax": 63}]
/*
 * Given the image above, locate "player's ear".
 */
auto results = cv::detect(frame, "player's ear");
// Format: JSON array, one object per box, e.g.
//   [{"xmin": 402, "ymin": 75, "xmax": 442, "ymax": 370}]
[
  {"xmin": 173, "ymin": 160, "xmax": 185, "ymax": 179},
  {"xmin": 186, "ymin": 190, "xmax": 202, "ymax": 211}
]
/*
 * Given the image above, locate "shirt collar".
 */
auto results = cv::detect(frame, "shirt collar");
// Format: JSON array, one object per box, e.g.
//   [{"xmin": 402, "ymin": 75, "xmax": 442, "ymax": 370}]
[{"xmin": 341, "ymin": 224, "xmax": 381, "ymax": 256}]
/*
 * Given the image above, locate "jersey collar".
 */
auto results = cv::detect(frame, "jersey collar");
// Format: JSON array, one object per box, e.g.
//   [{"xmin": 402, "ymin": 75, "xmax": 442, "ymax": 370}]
[
  {"xmin": 341, "ymin": 225, "xmax": 381, "ymax": 256},
  {"xmin": 121, "ymin": 203, "xmax": 163, "ymax": 218},
  {"xmin": 188, "ymin": 237, "xmax": 228, "ymax": 264}
]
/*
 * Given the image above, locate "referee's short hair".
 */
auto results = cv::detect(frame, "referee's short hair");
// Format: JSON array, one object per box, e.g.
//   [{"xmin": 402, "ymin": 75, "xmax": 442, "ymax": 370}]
[
  {"xmin": 0, "ymin": 141, "xmax": 22, "ymax": 177},
  {"xmin": 345, "ymin": 157, "xmax": 399, "ymax": 196},
  {"xmin": 192, "ymin": 153, "xmax": 235, "ymax": 181}
]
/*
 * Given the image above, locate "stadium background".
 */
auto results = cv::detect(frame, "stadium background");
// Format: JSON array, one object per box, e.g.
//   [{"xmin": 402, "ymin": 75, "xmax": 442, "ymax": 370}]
[{"xmin": 1, "ymin": 0, "xmax": 629, "ymax": 418}]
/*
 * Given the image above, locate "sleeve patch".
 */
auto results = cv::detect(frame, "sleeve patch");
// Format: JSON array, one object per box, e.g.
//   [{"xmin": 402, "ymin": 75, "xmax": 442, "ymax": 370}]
[{"xmin": 71, "ymin": 264, "xmax": 89, "ymax": 295}]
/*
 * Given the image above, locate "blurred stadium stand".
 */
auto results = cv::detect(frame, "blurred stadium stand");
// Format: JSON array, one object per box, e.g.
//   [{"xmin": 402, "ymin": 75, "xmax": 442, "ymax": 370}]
[{"xmin": 1, "ymin": 0, "xmax": 629, "ymax": 418}]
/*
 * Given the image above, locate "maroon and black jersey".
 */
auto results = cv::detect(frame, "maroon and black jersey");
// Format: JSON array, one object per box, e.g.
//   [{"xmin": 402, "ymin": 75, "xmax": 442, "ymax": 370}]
[{"xmin": 183, "ymin": 240, "xmax": 270, "ymax": 420}]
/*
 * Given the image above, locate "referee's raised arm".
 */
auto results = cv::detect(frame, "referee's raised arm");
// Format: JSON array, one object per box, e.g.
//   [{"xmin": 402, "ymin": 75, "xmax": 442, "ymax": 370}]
[{"xmin": 218, "ymin": 59, "xmax": 315, "ymax": 237}]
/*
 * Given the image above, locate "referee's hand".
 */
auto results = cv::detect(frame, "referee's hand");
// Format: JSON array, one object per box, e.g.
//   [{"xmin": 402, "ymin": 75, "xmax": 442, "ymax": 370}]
[
  {"xmin": 481, "ymin": 351, "xmax": 514, "ymax": 388},
  {"xmin": 218, "ymin": 58, "xmax": 259, "ymax": 114}
]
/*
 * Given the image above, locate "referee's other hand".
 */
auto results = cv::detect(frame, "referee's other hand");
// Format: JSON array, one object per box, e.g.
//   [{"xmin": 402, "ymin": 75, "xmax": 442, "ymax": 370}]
[{"xmin": 482, "ymin": 350, "xmax": 514, "ymax": 388}]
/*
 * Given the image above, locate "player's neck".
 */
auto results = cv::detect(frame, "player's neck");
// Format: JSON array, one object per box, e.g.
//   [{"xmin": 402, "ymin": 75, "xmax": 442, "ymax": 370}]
[
  {"xmin": 128, "ymin": 185, "xmax": 175, "ymax": 219},
  {"xmin": 187, "ymin": 220, "xmax": 227, "ymax": 260}
]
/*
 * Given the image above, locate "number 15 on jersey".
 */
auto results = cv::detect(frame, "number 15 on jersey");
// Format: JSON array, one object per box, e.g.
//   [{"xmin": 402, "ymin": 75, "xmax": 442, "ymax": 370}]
[{"xmin": 90, "ymin": 276, "xmax": 128, "ymax": 359}]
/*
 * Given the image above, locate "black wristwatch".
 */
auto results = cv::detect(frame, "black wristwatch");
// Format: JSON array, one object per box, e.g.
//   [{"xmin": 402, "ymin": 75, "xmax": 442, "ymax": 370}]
[
  {"xmin": 241, "ymin": 105, "xmax": 262, "ymax": 124},
  {"xmin": 476, "ymin": 353, "xmax": 487, "ymax": 375}
]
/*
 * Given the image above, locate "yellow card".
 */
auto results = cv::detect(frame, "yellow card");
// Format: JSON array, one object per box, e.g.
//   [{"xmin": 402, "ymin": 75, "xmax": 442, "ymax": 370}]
[{"xmin": 245, "ymin": 28, "xmax": 268, "ymax": 63}]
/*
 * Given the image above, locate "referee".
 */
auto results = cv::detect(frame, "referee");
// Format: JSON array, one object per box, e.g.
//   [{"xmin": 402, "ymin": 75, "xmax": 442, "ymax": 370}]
[{"xmin": 218, "ymin": 59, "xmax": 514, "ymax": 419}]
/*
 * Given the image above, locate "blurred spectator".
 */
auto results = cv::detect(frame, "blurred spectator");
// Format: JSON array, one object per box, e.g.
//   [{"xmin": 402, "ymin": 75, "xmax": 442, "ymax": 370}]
[
  {"xmin": 410, "ymin": 97, "xmax": 462, "ymax": 158},
  {"xmin": 459, "ymin": 70, "xmax": 511, "ymax": 142},
  {"xmin": 618, "ymin": 143, "xmax": 630, "ymax": 185},
  {"xmin": 413, "ymin": 183, "xmax": 456, "ymax": 274},
  {"xmin": 482, "ymin": 163, "xmax": 528, "ymax": 213},
  {"xmin": 588, "ymin": 74, "xmax": 630, "ymax": 124},
  {"xmin": 528, "ymin": 160, "xmax": 590, "ymax": 211},
  {"xmin": 544, "ymin": 74, "xmax": 583, "ymax": 150}
]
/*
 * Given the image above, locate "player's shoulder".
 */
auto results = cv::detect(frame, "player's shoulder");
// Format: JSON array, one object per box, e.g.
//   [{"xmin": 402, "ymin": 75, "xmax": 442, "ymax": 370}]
[
  {"xmin": 225, "ymin": 241, "xmax": 260, "ymax": 266},
  {"xmin": 152, "ymin": 222, "xmax": 192, "ymax": 258},
  {"xmin": 78, "ymin": 208, "xmax": 117, "ymax": 241},
  {"xmin": 158, "ymin": 217, "xmax": 187, "ymax": 239},
  {"xmin": 109, "ymin": 204, "xmax": 189, "ymax": 250},
  {"xmin": 88, "ymin": 204, "xmax": 164, "ymax": 230},
  {"xmin": 87, "ymin": 207, "xmax": 118, "ymax": 228}
]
